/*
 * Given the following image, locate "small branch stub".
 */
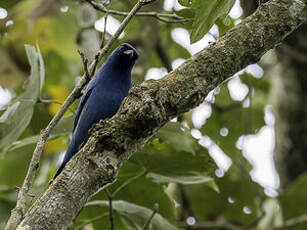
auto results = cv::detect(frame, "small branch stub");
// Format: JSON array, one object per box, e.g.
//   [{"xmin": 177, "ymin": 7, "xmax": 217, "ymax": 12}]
[{"xmin": 142, "ymin": 204, "xmax": 159, "ymax": 230}]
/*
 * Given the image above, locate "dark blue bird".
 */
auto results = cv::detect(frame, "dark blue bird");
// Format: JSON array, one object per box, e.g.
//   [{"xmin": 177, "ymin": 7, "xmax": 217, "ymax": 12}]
[{"xmin": 54, "ymin": 43, "xmax": 138, "ymax": 178}]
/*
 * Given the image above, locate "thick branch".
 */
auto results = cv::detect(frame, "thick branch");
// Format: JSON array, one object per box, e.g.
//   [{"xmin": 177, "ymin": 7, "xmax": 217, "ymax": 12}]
[{"xmin": 18, "ymin": 0, "xmax": 307, "ymax": 229}]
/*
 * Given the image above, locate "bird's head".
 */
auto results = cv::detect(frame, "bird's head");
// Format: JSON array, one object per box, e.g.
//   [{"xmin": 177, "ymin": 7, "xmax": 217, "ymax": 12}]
[{"xmin": 108, "ymin": 43, "xmax": 139, "ymax": 69}]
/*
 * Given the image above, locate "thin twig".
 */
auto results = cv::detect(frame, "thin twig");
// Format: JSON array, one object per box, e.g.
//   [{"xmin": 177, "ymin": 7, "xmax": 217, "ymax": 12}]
[
  {"xmin": 101, "ymin": 11, "xmax": 109, "ymax": 49},
  {"xmin": 85, "ymin": 0, "xmax": 192, "ymax": 23},
  {"xmin": 38, "ymin": 99, "xmax": 76, "ymax": 115},
  {"xmin": 90, "ymin": 53, "xmax": 100, "ymax": 77},
  {"xmin": 14, "ymin": 187, "xmax": 35, "ymax": 198},
  {"xmin": 104, "ymin": 189, "xmax": 114, "ymax": 230},
  {"xmin": 4, "ymin": 1, "xmax": 156, "ymax": 229},
  {"xmin": 142, "ymin": 203, "xmax": 159, "ymax": 230},
  {"xmin": 78, "ymin": 50, "xmax": 90, "ymax": 80}
]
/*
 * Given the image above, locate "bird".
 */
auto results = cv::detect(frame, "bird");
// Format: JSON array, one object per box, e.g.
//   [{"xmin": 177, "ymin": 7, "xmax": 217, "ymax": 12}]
[{"xmin": 54, "ymin": 43, "xmax": 139, "ymax": 179}]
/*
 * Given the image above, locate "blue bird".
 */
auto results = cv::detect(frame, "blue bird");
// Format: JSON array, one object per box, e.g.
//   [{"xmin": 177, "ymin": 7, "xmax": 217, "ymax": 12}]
[{"xmin": 54, "ymin": 43, "xmax": 138, "ymax": 179}]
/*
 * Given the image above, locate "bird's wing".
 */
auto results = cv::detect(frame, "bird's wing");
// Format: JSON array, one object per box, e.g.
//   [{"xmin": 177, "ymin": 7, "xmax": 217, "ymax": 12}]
[{"xmin": 73, "ymin": 84, "xmax": 94, "ymax": 132}]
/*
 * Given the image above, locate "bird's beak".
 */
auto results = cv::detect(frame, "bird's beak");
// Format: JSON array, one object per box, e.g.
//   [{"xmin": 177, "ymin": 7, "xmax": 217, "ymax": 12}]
[{"xmin": 123, "ymin": 49, "xmax": 134, "ymax": 59}]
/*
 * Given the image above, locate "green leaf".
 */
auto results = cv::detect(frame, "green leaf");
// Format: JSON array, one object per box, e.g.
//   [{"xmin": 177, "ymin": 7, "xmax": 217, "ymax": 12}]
[
  {"xmin": 178, "ymin": 0, "xmax": 192, "ymax": 7},
  {"xmin": 106, "ymin": 174, "xmax": 176, "ymax": 219},
  {"xmin": 176, "ymin": 8, "xmax": 195, "ymax": 19},
  {"xmin": 0, "ymin": 144, "xmax": 35, "ymax": 186},
  {"xmin": 0, "ymin": 0, "xmax": 19, "ymax": 9},
  {"xmin": 10, "ymin": 1, "xmax": 80, "ymax": 60},
  {"xmin": 147, "ymin": 172, "xmax": 213, "ymax": 184},
  {"xmin": 130, "ymin": 126, "xmax": 216, "ymax": 186},
  {"xmin": 201, "ymin": 83, "xmax": 265, "ymax": 160},
  {"xmin": 86, "ymin": 200, "xmax": 179, "ymax": 230},
  {"xmin": 44, "ymin": 51, "xmax": 81, "ymax": 87},
  {"xmin": 214, "ymin": 84, "xmax": 233, "ymax": 106},
  {"xmin": 79, "ymin": 173, "xmax": 176, "ymax": 229},
  {"xmin": 36, "ymin": 43, "xmax": 45, "ymax": 92},
  {"xmin": 185, "ymin": 166, "xmax": 265, "ymax": 227},
  {"xmin": 157, "ymin": 122, "xmax": 198, "ymax": 154},
  {"xmin": 216, "ymin": 15, "xmax": 235, "ymax": 36},
  {"xmin": 0, "ymin": 45, "xmax": 44, "ymax": 150},
  {"xmin": 0, "ymin": 199, "xmax": 14, "ymax": 225},
  {"xmin": 190, "ymin": 0, "xmax": 235, "ymax": 43},
  {"xmin": 168, "ymin": 41, "xmax": 191, "ymax": 60},
  {"xmin": 6, "ymin": 114, "xmax": 74, "ymax": 152},
  {"xmin": 44, "ymin": 10, "xmax": 80, "ymax": 60},
  {"xmin": 240, "ymin": 72, "xmax": 270, "ymax": 94}
]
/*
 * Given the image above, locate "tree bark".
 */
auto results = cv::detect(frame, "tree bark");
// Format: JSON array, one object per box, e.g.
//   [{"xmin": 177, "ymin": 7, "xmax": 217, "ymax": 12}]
[{"xmin": 18, "ymin": 0, "xmax": 307, "ymax": 229}]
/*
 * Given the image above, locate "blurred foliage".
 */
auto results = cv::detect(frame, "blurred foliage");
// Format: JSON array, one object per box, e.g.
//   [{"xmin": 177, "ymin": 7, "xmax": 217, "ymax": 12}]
[
  {"xmin": 178, "ymin": 0, "xmax": 235, "ymax": 42},
  {"xmin": 0, "ymin": 0, "xmax": 306, "ymax": 229},
  {"xmin": 0, "ymin": 45, "xmax": 44, "ymax": 151}
]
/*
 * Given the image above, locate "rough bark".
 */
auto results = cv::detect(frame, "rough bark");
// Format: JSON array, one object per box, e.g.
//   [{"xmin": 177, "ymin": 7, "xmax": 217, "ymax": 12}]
[{"xmin": 18, "ymin": 0, "xmax": 307, "ymax": 229}]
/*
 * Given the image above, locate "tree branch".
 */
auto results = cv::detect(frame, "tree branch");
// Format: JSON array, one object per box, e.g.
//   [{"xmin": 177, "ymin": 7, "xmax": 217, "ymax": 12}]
[
  {"xmin": 38, "ymin": 99, "xmax": 76, "ymax": 115},
  {"xmin": 85, "ymin": 0, "xmax": 192, "ymax": 23},
  {"xmin": 4, "ymin": 1, "xmax": 156, "ymax": 229},
  {"xmin": 16, "ymin": 0, "xmax": 307, "ymax": 229}
]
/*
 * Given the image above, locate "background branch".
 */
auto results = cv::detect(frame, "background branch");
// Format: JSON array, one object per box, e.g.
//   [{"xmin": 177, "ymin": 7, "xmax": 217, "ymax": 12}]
[
  {"xmin": 142, "ymin": 204, "xmax": 159, "ymax": 230},
  {"xmin": 85, "ymin": 0, "xmax": 192, "ymax": 23},
  {"xmin": 104, "ymin": 189, "xmax": 114, "ymax": 230},
  {"xmin": 155, "ymin": 38, "xmax": 172, "ymax": 72},
  {"xmin": 38, "ymin": 99, "xmax": 76, "ymax": 115}
]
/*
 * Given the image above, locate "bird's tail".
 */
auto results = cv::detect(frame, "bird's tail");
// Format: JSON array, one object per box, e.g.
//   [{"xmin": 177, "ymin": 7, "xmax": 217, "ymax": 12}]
[{"xmin": 53, "ymin": 163, "xmax": 65, "ymax": 179}]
